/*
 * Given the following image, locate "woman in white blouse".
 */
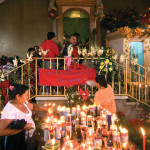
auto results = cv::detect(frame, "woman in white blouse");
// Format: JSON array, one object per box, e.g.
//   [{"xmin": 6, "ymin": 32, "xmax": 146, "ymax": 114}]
[{"xmin": 0, "ymin": 84, "xmax": 48, "ymax": 150}]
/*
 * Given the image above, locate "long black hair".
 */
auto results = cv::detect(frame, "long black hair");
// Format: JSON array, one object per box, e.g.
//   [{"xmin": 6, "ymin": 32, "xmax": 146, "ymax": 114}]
[
  {"xmin": 95, "ymin": 75, "xmax": 107, "ymax": 88},
  {"xmin": 9, "ymin": 84, "xmax": 29, "ymax": 100}
]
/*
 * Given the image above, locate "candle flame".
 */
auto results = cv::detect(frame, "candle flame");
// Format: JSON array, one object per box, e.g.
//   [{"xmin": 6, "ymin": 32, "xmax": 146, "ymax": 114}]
[
  {"xmin": 48, "ymin": 103, "xmax": 51, "ymax": 106},
  {"xmin": 52, "ymin": 138, "xmax": 55, "ymax": 145},
  {"xmin": 141, "ymin": 127, "xmax": 145, "ymax": 136},
  {"xmin": 82, "ymin": 143, "xmax": 85, "ymax": 148},
  {"xmin": 46, "ymin": 117, "xmax": 50, "ymax": 123},
  {"xmin": 69, "ymin": 141, "xmax": 73, "ymax": 148},
  {"xmin": 44, "ymin": 104, "xmax": 47, "ymax": 107},
  {"xmin": 123, "ymin": 143, "xmax": 127, "ymax": 148},
  {"xmin": 88, "ymin": 146, "xmax": 92, "ymax": 150},
  {"xmin": 48, "ymin": 108, "xmax": 52, "ymax": 114},
  {"xmin": 53, "ymin": 103, "xmax": 55, "ymax": 106},
  {"xmin": 119, "ymin": 126, "xmax": 128, "ymax": 133},
  {"xmin": 82, "ymin": 105, "xmax": 87, "ymax": 110}
]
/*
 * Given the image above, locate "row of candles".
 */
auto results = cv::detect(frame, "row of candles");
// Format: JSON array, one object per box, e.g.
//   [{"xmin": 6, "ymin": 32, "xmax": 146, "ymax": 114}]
[{"xmin": 43, "ymin": 103, "xmax": 146, "ymax": 150}]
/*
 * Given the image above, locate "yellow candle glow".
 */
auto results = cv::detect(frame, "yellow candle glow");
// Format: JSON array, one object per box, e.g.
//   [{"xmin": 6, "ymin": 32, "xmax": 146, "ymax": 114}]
[
  {"xmin": 141, "ymin": 127, "xmax": 146, "ymax": 150},
  {"xmin": 52, "ymin": 138, "xmax": 55, "ymax": 146},
  {"xmin": 46, "ymin": 117, "xmax": 50, "ymax": 123},
  {"xmin": 70, "ymin": 141, "xmax": 73, "ymax": 148}
]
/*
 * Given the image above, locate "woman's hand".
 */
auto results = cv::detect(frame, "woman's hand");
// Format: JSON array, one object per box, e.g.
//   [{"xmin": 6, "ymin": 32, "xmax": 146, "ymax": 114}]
[{"xmin": 24, "ymin": 123, "xmax": 34, "ymax": 131}]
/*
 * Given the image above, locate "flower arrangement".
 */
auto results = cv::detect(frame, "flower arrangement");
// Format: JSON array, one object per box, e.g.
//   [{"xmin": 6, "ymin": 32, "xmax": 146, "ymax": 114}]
[
  {"xmin": 118, "ymin": 26, "xmax": 144, "ymax": 39},
  {"xmin": 65, "ymin": 86, "xmax": 81, "ymax": 108},
  {"xmin": 48, "ymin": 0, "xmax": 58, "ymax": 20},
  {"xmin": 102, "ymin": 8, "xmax": 142, "ymax": 32},
  {"xmin": 65, "ymin": 86, "xmax": 90, "ymax": 108},
  {"xmin": 67, "ymin": 44, "xmax": 73, "ymax": 57},
  {"xmin": 95, "ymin": 0, "xmax": 105, "ymax": 21},
  {"xmin": 118, "ymin": 26, "xmax": 133, "ymax": 39},
  {"xmin": 39, "ymin": 47, "xmax": 49, "ymax": 68}
]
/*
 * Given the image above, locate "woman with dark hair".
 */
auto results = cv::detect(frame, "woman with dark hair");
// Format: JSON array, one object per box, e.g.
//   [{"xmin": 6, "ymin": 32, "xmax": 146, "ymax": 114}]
[
  {"xmin": 0, "ymin": 84, "xmax": 48, "ymax": 150},
  {"xmin": 91, "ymin": 75, "xmax": 116, "ymax": 114}
]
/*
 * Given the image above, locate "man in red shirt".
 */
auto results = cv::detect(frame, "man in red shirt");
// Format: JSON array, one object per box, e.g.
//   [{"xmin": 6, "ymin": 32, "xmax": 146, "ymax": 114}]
[{"xmin": 40, "ymin": 32, "xmax": 60, "ymax": 69}]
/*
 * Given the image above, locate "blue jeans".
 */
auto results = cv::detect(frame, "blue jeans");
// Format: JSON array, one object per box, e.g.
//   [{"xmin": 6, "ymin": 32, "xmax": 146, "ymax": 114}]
[{"xmin": 45, "ymin": 61, "xmax": 56, "ymax": 69}]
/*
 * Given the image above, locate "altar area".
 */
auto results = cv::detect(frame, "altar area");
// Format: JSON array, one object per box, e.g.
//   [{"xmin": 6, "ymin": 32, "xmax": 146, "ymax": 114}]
[{"xmin": 0, "ymin": 0, "xmax": 150, "ymax": 149}]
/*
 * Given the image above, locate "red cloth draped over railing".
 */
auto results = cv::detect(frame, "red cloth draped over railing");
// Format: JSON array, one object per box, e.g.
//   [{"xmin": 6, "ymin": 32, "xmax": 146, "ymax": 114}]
[
  {"xmin": 0, "ymin": 80, "xmax": 9, "ymax": 104},
  {"xmin": 38, "ymin": 68, "xmax": 96, "ymax": 86}
]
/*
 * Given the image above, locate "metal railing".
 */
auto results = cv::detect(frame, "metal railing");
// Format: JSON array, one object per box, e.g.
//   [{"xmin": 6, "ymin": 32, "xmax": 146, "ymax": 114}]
[{"xmin": 2, "ymin": 57, "xmax": 150, "ymax": 107}]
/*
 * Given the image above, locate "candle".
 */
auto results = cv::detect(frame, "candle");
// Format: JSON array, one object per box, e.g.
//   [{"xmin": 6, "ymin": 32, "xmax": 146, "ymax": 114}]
[
  {"xmin": 49, "ymin": 126, "xmax": 54, "ymax": 139},
  {"xmin": 72, "ymin": 107, "xmax": 76, "ymax": 116},
  {"xmin": 56, "ymin": 120, "xmax": 62, "ymax": 140},
  {"xmin": 66, "ymin": 122, "xmax": 72, "ymax": 138},
  {"xmin": 45, "ymin": 117, "xmax": 51, "ymax": 128},
  {"xmin": 141, "ymin": 127, "xmax": 146, "ymax": 150},
  {"xmin": 62, "ymin": 140, "xmax": 79, "ymax": 150},
  {"xmin": 67, "ymin": 113, "xmax": 72, "ymax": 122},
  {"xmin": 97, "ymin": 105, "xmax": 101, "ymax": 116},
  {"xmin": 110, "ymin": 125, "xmax": 117, "ymax": 132},
  {"xmin": 120, "ymin": 127, "xmax": 128, "ymax": 145},
  {"xmin": 53, "ymin": 117, "xmax": 58, "ymax": 128},
  {"xmin": 45, "ymin": 139, "xmax": 60, "ymax": 150},
  {"xmin": 76, "ymin": 106, "xmax": 81, "ymax": 119}
]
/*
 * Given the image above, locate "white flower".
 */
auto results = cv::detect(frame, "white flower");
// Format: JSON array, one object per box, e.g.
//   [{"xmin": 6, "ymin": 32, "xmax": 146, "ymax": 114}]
[
  {"xmin": 0, "ymin": 73, "xmax": 5, "ymax": 82},
  {"xmin": 91, "ymin": 46, "xmax": 95, "ymax": 52},
  {"xmin": 43, "ymin": 50, "xmax": 48, "ymax": 56},
  {"xmin": 20, "ymin": 59, "xmax": 25, "ymax": 64},
  {"xmin": 68, "ymin": 50, "xmax": 72, "ymax": 57},
  {"xmin": 77, "ymin": 48, "xmax": 82, "ymax": 55},
  {"xmin": 13, "ymin": 57, "xmax": 18, "ymax": 67},
  {"xmin": 82, "ymin": 48, "xmax": 87, "ymax": 57},
  {"xmin": 88, "ymin": 52, "xmax": 93, "ymax": 56},
  {"xmin": 97, "ymin": 50, "xmax": 103, "ymax": 57},
  {"xmin": 26, "ymin": 53, "xmax": 33, "ymax": 62},
  {"xmin": 131, "ymin": 58, "xmax": 138, "ymax": 65},
  {"xmin": 120, "ymin": 54, "xmax": 125, "ymax": 63},
  {"xmin": 68, "ymin": 45, "xmax": 73, "ymax": 56},
  {"xmin": 112, "ymin": 54, "xmax": 118, "ymax": 60}
]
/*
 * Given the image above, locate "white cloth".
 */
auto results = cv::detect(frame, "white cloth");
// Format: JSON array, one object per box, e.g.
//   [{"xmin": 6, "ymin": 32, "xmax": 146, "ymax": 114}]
[{"xmin": 1, "ymin": 101, "xmax": 35, "ymax": 138}]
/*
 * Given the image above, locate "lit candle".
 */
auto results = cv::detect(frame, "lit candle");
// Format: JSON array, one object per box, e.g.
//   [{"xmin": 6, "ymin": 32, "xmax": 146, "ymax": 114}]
[
  {"xmin": 72, "ymin": 107, "xmax": 76, "ymax": 116},
  {"xmin": 56, "ymin": 120, "xmax": 62, "ymax": 140},
  {"xmin": 110, "ymin": 125, "xmax": 117, "ymax": 132},
  {"xmin": 141, "ymin": 127, "xmax": 146, "ymax": 150},
  {"xmin": 67, "ymin": 113, "xmax": 72, "ymax": 122},
  {"xmin": 76, "ymin": 105, "xmax": 81, "ymax": 118},
  {"xmin": 52, "ymin": 138, "xmax": 55, "ymax": 146},
  {"xmin": 120, "ymin": 126, "xmax": 128, "ymax": 145}
]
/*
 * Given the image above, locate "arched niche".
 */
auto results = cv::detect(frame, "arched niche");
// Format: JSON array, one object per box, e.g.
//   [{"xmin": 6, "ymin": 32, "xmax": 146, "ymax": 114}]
[
  {"xmin": 63, "ymin": 8, "xmax": 90, "ymax": 44},
  {"xmin": 56, "ymin": 0, "xmax": 97, "ymax": 47}
]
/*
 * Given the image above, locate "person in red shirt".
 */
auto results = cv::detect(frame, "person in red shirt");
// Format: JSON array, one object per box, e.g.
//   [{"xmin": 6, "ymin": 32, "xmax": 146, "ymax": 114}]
[
  {"xmin": 40, "ymin": 32, "xmax": 60, "ymax": 69},
  {"xmin": 62, "ymin": 35, "xmax": 78, "ymax": 58}
]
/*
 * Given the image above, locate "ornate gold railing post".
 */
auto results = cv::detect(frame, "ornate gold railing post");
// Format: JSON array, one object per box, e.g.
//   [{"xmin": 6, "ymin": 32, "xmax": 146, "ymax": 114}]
[
  {"xmin": 138, "ymin": 65, "xmax": 140, "ymax": 102},
  {"xmin": 145, "ymin": 68, "xmax": 147, "ymax": 104},
  {"xmin": 125, "ymin": 59, "xmax": 128, "ymax": 95},
  {"xmin": 35, "ymin": 58, "xmax": 38, "ymax": 96}
]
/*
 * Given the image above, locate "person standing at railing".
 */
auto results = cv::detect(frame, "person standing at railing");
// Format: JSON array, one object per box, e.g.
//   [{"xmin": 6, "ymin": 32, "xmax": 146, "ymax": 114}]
[
  {"xmin": 90, "ymin": 75, "xmax": 116, "ymax": 114},
  {"xmin": 40, "ymin": 32, "xmax": 60, "ymax": 69},
  {"xmin": 62, "ymin": 35, "xmax": 78, "ymax": 58},
  {"xmin": 0, "ymin": 84, "xmax": 49, "ymax": 150}
]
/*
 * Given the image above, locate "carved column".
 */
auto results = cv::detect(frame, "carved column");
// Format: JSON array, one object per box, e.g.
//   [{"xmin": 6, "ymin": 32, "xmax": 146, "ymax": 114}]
[
  {"xmin": 57, "ymin": 5, "xmax": 63, "ymax": 44},
  {"xmin": 89, "ymin": 6, "xmax": 95, "ymax": 48},
  {"xmin": 96, "ymin": 20, "xmax": 101, "ymax": 47}
]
